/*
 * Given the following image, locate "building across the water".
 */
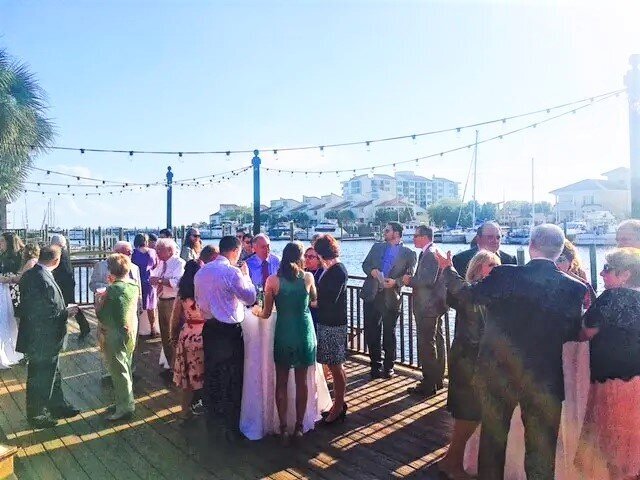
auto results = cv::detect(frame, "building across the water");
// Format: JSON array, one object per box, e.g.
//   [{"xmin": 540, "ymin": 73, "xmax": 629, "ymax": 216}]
[{"xmin": 550, "ymin": 167, "xmax": 630, "ymax": 221}]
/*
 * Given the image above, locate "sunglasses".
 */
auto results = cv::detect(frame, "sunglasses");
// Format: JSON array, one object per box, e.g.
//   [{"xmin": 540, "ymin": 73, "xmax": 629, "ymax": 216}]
[
  {"xmin": 602, "ymin": 263, "xmax": 615, "ymax": 273},
  {"xmin": 304, "ymin": 254, "xmax": 318, "ymax": 259}
]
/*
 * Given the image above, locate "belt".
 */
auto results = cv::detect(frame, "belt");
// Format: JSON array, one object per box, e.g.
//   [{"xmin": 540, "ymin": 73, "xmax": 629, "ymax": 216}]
[
  {"xmin": 205, "ymin": 318, "xmax": 242, "ymax": 329},
  {"xmin": 158, "ymin": 297, "xmax": 176, "ymax": 301}
]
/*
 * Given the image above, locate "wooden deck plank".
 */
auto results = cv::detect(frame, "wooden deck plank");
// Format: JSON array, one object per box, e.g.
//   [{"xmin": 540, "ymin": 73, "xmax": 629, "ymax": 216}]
[{"xmin": 1, "ymin": 310, "xmax": 453, "ymax": 479}]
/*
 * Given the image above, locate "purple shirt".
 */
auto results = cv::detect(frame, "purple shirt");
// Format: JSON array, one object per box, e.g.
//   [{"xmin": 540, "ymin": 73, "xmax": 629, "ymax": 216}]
[
  {"xmin": 382, "ymin": 243, "xmax": 401, "ymax": 277},
  {"xmin": 194, "ymin": 256, "xmax": 256, "ymax": 324}
]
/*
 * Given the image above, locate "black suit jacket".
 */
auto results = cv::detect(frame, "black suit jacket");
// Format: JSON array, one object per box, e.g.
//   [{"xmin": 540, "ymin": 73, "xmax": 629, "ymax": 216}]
[
  {"xmin": 449, "ymin": 259, "xmax": 587, "ymax": 401},
  {"xmin": 53, "ymin": 248, "xmax": 75, "ymax": 304},
  {"xmin": 452, "ymin": 246, "xmax": 517, "ymax": 279},
  {"xmin": 17, "ymin": 264, "xmax": 69, "ymax": 358}
]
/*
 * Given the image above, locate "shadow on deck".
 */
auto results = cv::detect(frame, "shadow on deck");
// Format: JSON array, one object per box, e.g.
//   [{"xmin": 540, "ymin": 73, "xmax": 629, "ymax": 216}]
[{"xmin": 0, "ymin": 310, "xmax": 452, "ymax": 479}]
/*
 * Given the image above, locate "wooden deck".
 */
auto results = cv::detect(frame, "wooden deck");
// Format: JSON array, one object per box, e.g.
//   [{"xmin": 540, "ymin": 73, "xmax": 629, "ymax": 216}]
[{"xmin": 0, "ymin": 310, "xmax": 452, "ymax": 479}]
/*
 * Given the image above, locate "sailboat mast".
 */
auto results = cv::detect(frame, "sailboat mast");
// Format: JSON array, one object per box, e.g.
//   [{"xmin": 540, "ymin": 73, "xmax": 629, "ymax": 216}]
[
  {"xmin": 472, "ymin": 130, "xmax": 478, "ymax": 227},
  {"xmin": 531, "ymin": 158, "xmax": 535, "ymax": 226}
]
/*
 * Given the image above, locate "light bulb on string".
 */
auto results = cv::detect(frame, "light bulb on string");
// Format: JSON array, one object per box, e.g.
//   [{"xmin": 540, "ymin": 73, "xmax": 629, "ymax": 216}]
[
  {"xmin": 273, "ymin": 149, "xmax": 278, "ymax": 161},
  {"xmin": 366, "ymin": 141, "xmax": 371, "ymax": 152},
  {"xmin": 320, "ymin": 146, "xmax": 325, "ymax": 157},
  {"xmin": 412, "ymin": 135, "xmax": 416, "ymax": 145}
]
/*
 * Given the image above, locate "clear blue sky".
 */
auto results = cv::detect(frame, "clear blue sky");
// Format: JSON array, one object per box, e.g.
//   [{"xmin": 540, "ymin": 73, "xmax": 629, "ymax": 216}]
[{"xmin": 2, "ymin": 1, "xmax": 638, "ymax": 228}]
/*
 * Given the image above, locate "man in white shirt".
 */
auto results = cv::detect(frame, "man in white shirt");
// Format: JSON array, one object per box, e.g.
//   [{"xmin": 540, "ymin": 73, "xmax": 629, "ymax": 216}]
[
  {"xmin": 195, "ymin": 235, "xmax": 256, "ymax": 443},
  {"xmin": 90, "ymin": 241, "xmax": 142, "ymax": 302},
  {"xmin": 150, "ymin": 238, "xmax": 185, "ymax": 378}
]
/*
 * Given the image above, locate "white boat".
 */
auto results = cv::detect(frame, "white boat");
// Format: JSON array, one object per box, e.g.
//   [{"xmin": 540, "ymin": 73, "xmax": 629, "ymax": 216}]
[
  {"xmin": 402, "ymin": 221, "xmax": 420, "ymax": 241},
  {"xmin": 209, "ymin": 220, "xmax": 236, "ymax": 239},
  {"xmin": 311, "ymin": 221, "xmax": 343, "ymax": 240},
  {"xmin": 504, "ymin": 228, "xmax": 530, "ymax": 245},
  {"xmin": 464, "ymin": 228, "xmax": 477, "ymax": 244},
  {"xmin": 441, "ymin": 229, "xmax": 466, "ymax": 243}
]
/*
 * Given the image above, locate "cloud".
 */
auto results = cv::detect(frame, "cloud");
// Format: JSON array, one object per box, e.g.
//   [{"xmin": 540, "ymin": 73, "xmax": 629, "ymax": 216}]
[{"xmin": 50, "ymin": 164, "xmax": 94, "ymax": 178}]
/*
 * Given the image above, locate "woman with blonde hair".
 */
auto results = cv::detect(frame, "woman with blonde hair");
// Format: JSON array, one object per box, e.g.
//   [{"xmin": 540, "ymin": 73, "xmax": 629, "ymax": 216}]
[
  {"xmin": 575, "ymin": 248, "xmax": 640, "ymax": 479},
  {"xmin": 556, "ymin": 239, "xmax": 596, "ymax": 309},
  {"xmin": 437, "ymin": 249, "xmax": 501, "ymax": 480}
]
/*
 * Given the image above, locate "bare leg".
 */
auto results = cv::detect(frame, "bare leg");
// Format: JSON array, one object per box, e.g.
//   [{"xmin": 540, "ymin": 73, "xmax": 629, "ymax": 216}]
[
  {"xmin": 180, "ymin": 388, "xmax": 193, "ymax": 420},
  {"xmin": 438, "ymin": 419, "xmax": 478, "ymax": 479},
  {"xmin": 325, "ymin": 363, "xmax": 347, "ymax": 421},
  {"xmin": 293, "ymin": 366, "xmax": 309, "ymax": 431},
  {"xmin": 275, "ymin": 365, "xmax": 290, "ymax": 431}
]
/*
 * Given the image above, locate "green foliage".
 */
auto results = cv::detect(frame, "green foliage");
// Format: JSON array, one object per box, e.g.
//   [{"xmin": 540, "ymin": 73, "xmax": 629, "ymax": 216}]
[
  {"xmin": 0, "ymin": 49, "xmax": 55, "ymax": 205},
  {"xmin": 374, "ymin": 207, "xmax": 413, "ymax": 225}
]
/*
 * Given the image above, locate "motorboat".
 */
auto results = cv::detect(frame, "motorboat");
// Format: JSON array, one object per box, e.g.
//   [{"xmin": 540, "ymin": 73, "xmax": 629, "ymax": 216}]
[
  {"xmin": 440, "ymin": 229, "xmax": 466, "ymax": 244},
  {"xmin": 503, "ymin": 228, "xmax": 530, "ymax": 245},
  {"xmin": 311, "ymin": 221, "xmax": 343, "ymax": 240}
]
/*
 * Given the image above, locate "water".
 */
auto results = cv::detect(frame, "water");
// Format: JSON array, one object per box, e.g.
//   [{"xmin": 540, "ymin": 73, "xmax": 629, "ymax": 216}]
[{"xmin": 265, "ymin": 240, "xmax": 609, "ymax": 291}]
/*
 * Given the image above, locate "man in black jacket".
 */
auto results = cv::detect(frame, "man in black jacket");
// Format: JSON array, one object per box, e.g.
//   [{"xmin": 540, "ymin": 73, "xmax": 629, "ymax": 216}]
[
  {"xmin": 51, "ymin": 234, "xmax": 90, "ymax": 339},
  {"xmin": 18, "ymin": 245, "xmax": 81, "ymax": 429},
  {"xmin": 436, "ymin": 224, "xmax": 586, "ymax": 480},
  {"xmin": 360, "ymin": 222, "xmax": 416, "ymax": 379},
  {"xmin": 452, "ymin": 221, "xmax": 517, "ymax": 277}
]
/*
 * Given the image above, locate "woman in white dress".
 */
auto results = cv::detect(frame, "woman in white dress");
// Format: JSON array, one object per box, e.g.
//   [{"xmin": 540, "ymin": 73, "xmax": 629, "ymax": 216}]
[{"xmin": 0, "ymin": 233, "xmax": 31, "ymax": 369}]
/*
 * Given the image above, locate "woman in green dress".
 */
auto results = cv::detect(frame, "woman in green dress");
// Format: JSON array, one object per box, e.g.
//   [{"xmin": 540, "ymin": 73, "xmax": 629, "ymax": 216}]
[
  {"xmin": 95, "ymin": 254, "xmax": 139, "ymax": 421},
  {"xmin": 253, "ymin": 242, "xmax": 317, "ymax": 445}
]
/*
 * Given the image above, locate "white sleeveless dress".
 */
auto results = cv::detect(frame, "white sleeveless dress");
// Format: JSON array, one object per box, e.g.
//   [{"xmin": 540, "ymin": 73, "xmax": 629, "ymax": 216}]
[{"xmin": 0, "ymin": 283, "xmax": 23, "ymax": 368}]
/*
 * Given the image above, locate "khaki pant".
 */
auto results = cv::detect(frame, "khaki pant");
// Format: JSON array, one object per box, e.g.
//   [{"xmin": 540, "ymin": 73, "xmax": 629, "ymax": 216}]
[{"xmin": 157, "ymin": 298, "xmax": 175, "ymax": 369}]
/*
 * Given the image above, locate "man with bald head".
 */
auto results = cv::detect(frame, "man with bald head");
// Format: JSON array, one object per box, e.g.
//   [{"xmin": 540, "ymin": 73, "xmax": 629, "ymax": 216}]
[
  {"xmin": 90, "ymin": 241, "xmax": 142, "ymax": 297},
  {"xmin": 453, "ymin": 221, "xmax": 517, "ymax": 277},
  {"xmin": 616, "ymin": 219, "xmax": 640, "ymax": 248}
]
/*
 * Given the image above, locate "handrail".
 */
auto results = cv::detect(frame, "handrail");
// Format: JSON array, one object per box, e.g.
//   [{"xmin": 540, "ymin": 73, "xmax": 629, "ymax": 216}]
[{"xmin": 70, "ymin": 259, "xmax": 452, "ymax": 372}]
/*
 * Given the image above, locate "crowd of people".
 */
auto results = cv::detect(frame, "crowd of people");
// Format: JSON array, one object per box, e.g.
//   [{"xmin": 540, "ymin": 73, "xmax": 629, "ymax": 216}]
[{"xmin": 1, "ymin": 218, "xmax": 640, "ymax": 479}]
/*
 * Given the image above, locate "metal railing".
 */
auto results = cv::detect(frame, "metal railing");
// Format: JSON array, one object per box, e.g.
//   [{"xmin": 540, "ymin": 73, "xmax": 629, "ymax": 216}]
[
  {"xmin": 345, "ymin": 274, "xmax": 452, "ymax": 370},
  {"xmin": 71, "ymin": 259, "xmax": 453, "ymax": 372}
]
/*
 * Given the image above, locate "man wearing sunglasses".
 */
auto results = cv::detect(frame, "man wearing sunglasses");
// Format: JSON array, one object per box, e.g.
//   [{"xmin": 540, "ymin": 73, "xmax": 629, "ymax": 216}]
[
  {"xmin": 360, "ymin": 222, "xmax": 416, "ymax": 379},
  {"xmin": 452, "ymin": 221, "xmax": 517, "ymax": 277}
]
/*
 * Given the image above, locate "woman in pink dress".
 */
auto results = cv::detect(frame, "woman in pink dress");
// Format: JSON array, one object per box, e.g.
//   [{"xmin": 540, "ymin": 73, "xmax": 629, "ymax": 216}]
[
  {"xmin": 170, "ymin": 260, "xmax": 205, "ymax": 425},
  {"xmin": 575, "ymin": 248, "xmax": 640, "ymax": 480}
]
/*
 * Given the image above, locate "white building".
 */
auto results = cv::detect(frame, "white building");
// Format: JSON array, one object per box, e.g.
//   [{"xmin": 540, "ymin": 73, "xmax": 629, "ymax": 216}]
[
  {"xmin": 209, "ymin": 203, "xmax": 244, "ymax": 226},
  {"xmin": 341, "ymin": 174, "xmax": 396, "ymax": 203},
  {"xmin": 550, "ymin": 167, "xmax": 630, "ymax": 221}
]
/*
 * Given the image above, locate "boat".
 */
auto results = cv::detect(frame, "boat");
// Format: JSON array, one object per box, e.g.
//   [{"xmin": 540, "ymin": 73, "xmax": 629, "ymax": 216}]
[
  {"xmin": 209, "ymin": 220, "xmax": 236, "ymax": 239},
  {"xmin": 311, "ymin": 221, "xmax": 343, "ymax": 240},
  {"xmin": 464, "ymin": 228, "xmax": 477, "ymax": 244},
  {"xmin": 503, "ymin": 228, "xmax": 530, "ymax": 245},
  {"xmin": 402, "ymin": 221, "xmax": 420, "ymax": 241},
  {"xmin": 572, "ymin": 211, "xmax": 618, "ymax": 246},
  {"xmin": 440, "ymin": 229, "xmax": 466, "ymax": 243},
  {"xmin": 268, "ymin": 223, "xmax": 307, "ymax": 241},
  {"xmin": 68, "ymin": 228, "xmax": 86, "ymax": 241}
]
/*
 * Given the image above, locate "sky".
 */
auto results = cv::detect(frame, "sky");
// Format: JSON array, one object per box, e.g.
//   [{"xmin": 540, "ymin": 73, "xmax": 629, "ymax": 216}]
[{"xmin": 1, "ymin": 0, "xmax": 638, "ymax": 228}]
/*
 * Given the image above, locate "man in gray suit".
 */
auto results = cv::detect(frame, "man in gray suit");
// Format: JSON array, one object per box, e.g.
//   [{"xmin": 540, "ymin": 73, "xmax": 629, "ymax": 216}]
[
  {"xmin": 360, "ymin": 222, "xmax": 416, "ymax": 379},
  {"xmin": 402, "ymin": 225, "xmax": 447, "ymax": 396}
]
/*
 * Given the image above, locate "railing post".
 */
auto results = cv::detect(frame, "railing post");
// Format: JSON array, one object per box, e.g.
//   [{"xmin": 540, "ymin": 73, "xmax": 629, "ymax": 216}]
[
  {"xmin": 516, "ymin": 247, "xmax": 526, "ymax": 266},
  {"xmin": 589, "ymin": 244, "xmax": 598, "ymax": 291}
]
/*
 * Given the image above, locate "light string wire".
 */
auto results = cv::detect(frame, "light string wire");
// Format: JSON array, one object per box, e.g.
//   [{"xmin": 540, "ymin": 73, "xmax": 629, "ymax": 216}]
[
  {"xmin": 3, "ymin": 88, "xmax": 625, "ymax": 157},
  {"xmin": 261, "ymin": 90, "xmax": 622, "ymax": 175},
  {"xmin": 22, "ymin": 167, "xmax": 252, "ymax": 196},
  {"xmin": 28, "ymin": 165, "xmax": 252, "ymax": 187}
]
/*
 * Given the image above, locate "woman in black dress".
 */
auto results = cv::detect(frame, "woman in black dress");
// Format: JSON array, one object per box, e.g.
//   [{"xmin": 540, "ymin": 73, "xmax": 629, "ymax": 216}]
[
  {"xmin": 313, "ymin": 235, "xmax": 349, "ymax": 425},
  {"xmin": 438, "ymin": 249, "xmax": 501, "ymax": 480}
]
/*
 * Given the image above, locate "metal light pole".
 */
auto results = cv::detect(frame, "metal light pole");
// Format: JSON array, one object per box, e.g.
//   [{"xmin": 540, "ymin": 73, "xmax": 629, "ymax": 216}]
[
  {"xmin": 252, "ymin": 150, "xmax": 261, "ymax": 235},
  {"xmin": 166, "ymin": 166, "xmax": 173, "ymax": 229},
  {"xmin": 626, "ymin": 54, "xmax": 640, "ymax": 218}
]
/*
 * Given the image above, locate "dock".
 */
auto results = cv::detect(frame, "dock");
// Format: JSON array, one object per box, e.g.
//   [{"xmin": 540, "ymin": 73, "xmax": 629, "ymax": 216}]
[{"xmin": 0, "ymin": 310, "xmax": 453, "ymax": 479}]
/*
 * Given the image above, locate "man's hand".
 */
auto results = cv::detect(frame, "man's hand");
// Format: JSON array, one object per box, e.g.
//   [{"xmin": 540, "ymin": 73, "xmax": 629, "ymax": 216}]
[
  {"xmin": 66, "ymin": 304, "xmax": 79, "ymax": 316},
  {"xmin": 251, "ymin": 305, "xmax": 262, "ymax": 317},
  {"xmin": 402, "ymin": 274, "xmax": 411, "ymax": 286},
  {"xmin": 434, "ymin": 250, "xmax": 453, "ymax": 270},
  {"xmin": 383, "ymin": 278, "xmax": 396, "ymax": 289},
  {"xmin": 149, "ymin": 276, "xmax": 160, "ymax": 286},
  {"xmin": 240, "ymin": 262, "xmax": 249, "ymax": 276},
  {"xmin": 370, "ymin": 268, "xmax": 381, "ymax": 279}
]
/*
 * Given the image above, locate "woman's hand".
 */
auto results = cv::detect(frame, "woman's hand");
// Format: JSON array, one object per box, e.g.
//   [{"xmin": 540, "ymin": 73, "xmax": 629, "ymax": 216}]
[
  {"xmin": 251, "ymin": 305, "xmax": 262, "ymax": 317},
  {"xmin": 434, "ymin": 250, "xmax": 453, "ymax": 270}
]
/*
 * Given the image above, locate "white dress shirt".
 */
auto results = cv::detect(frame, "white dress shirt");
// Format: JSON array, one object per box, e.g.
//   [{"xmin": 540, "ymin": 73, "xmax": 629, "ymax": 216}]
[{"xmin": 153, "ymin": 256, "xmax": 185, "ymax": 299}]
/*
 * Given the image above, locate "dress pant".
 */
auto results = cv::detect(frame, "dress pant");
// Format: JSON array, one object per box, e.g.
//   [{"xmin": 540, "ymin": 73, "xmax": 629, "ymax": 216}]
[
  {"xmin": 157, "ymin": 298, "xmax": 175, "ymax": 368},
  {"xmin": 478, "ymin": 375, "xmax": 562, "ymax": 480},
  {"xmin": 415, "ymin": 315, "xmax": 445, "ymax": 389},
  {"xmin": 202, "ymin": 319, "xmax": 244, "ymax": 432},
  {"xmin": 103, "ymin": 326, "xmax": 137, "ymax": 415},
  {"xmin": 26, "ymin": 352, "xmax": 66, "ymax": 418},
  {"xmin": 363, "ymin": 294, "xmax": 400, "ymax": 372}
]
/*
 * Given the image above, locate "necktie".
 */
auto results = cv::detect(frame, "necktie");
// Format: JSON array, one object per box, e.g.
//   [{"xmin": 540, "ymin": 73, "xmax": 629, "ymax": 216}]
[
  {"xmin": 418, "ymin": 251, "xmax": 424, "ymax": 265},
  {"xmin": 157, "ymin": 261, "xmax": 168, "ymax": 296},
  {"xmin": 261, "ymin": 260, "xmax": 269, "ymax": 286}
]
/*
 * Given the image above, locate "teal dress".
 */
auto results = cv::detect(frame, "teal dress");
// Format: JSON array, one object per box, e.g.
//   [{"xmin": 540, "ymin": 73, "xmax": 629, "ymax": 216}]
[{"xmin": 273, "ymin": 272, "xmax": 317, "ymax": 368}]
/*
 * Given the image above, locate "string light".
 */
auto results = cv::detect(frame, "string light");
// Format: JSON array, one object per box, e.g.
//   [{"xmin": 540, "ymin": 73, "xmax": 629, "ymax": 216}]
[{"xmin": 4, "ymin": 88, "xmax": 622, "ymax": 157}]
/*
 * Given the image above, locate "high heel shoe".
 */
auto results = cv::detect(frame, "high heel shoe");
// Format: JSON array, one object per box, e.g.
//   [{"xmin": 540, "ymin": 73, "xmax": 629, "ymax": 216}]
[
  {"xmin": 279, "ymin": 424, "xmax": 290, "ymax": 446},
  {"xmin": 321, "ymin": 403, "xmax": 347, "ymax": 425}
]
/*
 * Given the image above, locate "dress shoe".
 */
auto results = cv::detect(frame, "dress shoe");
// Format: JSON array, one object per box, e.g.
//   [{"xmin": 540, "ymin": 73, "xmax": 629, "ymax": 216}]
[
  {"xmin": 370, "ymin": 369, "xmax": 383, "ymax": 379},
  {"xmin": 28, "ymin": 414, "xmax": 58, "ymax": 429},
  {"xmin": 50, "ymin": 404, "xmax": 80, "ymax": 419},
  {"xmin": 107, "ymin": 410, "xmax": 134, "ymax": 422},
  {"xmin": 436, "ymin": 382, "xmax": 444, "ymax": 391},
  {"xmin": 407, "ymin": 385, "xmax": 437, "ymax": 397},
  {"xmin": 382, "ymin": 368, "xmax": 395, "ymax": 379}
]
